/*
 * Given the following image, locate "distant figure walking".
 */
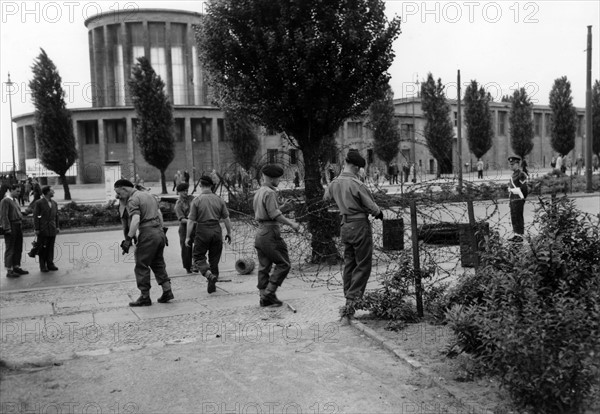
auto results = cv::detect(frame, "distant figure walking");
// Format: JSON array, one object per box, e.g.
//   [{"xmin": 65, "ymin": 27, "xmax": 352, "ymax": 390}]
[{"xmin": 477, "ymin": 159, "xmax": 484, "ymax": 179}]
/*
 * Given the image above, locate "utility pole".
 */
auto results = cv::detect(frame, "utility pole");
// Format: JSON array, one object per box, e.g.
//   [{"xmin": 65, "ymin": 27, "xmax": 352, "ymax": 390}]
[
  {"xmin": 457, "ymin": 70, "xmax": 463, "ymax": 194},
  {"xmin": 585, "ymin": 26, "xmax": 593, "ymax": 193},
  {"xmin": 6, "ymin": 73, "xmax": 17, "ymax": 183}
]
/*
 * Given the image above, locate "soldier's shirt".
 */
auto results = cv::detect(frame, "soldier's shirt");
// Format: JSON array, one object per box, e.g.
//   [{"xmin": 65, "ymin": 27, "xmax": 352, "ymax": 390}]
[
  {"xmin": 253, "ymin": 184, "xmax": 282, "ymax": 221},
  {"xmin": 188, "ymin": 190, "xmax": 229, "ymax": 223},
  {"xmin": 323, "ymin": 171, "xmax": 381, "ymax": 216},
  {"xmin": 127, "ymin": 189, "xmax": 161, "ymax": 228}
]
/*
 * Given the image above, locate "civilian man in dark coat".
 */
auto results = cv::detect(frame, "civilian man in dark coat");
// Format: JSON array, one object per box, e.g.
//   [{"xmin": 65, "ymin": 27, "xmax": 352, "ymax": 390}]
[{"xmin": 33, "ymin": 186, "xmax": 60, "ymax": 272}]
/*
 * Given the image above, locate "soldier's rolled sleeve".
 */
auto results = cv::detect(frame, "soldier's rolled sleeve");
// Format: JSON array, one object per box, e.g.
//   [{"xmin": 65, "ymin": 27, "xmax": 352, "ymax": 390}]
[
  {"xmin": 127, "ymin": 196, "xmax": 141, "ymax": 218},
  {"xmin": 175, "ymin": 201, "xmax": 186, "ymax": 221},
  {"xmin": 264, "ymin": 192, "xmax": 282, "ymax": 220},
  {"xmin": 358, "ymin": 187, "xmax": 381, "ymax": 216},
  {"xmin": 188, "ymin": 202, "xmax": 198, "ymax": 222}
]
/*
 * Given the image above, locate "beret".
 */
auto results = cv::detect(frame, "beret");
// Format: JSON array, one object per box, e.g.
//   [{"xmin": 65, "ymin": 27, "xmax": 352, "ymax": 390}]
[
  {"xmin": 346, "ymin": 150, "xmax": 366, "ymax": 168},
  {"xmin": 176, "ymin": 183, "xmax": 189, "ymax": 192},
  {"xmin": 199, "ymin": 175, "xmax": 214, "ymax": 186},
  {"xmin": 508, "ymin": 155, "xmax": 522, "ymax": 162},
  {"xmin": 262, "ymin": 164, "xmax": 284, "ymax": 178},
  {"xmin": 114, "ymin": 179, "xmax": 134, "ymax": 188}
]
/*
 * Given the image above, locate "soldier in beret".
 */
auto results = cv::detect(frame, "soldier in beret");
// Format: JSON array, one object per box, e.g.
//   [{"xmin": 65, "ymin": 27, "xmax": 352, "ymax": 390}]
[
  {"xmin": 114, "ymin": 179, "xmax": 173, "ymax": 306},
  {"xmin": 175, "ymin": 183, "xmax": 195, "ymax": 273},
  {"xmin": 253, "ymin": 164, "xmax": 300, "ymax": 307},
  {"xmin": 186, "ymin": 175, "xmax": 232, "ymax": 294},
  {"xmin": 324, "ymin": 150, "xmax": 383, "ymax": 322},
  {"xmin": 507, "ymin": 155, "xmax": 529, "ymax": 242}
]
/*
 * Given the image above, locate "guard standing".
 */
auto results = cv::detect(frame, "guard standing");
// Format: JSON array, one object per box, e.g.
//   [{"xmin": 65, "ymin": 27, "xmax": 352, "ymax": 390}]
[
  {"xmin": 253, "ymin": 164, "xmax": 300, "ymax": 307},
  {"xmin": 507, "ymin": 155, "xmax": 528, "ymax": 242},
  {"xmin": 114, "ymin": 179, "xmax": 173, "ymax": 306},
  {"xmin": 33, "ymin": 186, "xmax": 59, "ymax": 272},
  {"xmin": 323, "ymin": 150, "xmax": 383, "ymax": 320},
  {"xmin": 185, "ymin": 176, "xmax": 232, "ymax": 294}
]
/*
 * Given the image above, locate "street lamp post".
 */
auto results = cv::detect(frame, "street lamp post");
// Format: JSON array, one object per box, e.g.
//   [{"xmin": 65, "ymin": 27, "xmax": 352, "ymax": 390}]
[{"xmin": 5, "ymin": 73, "xmax": 17, "ymax": 182}]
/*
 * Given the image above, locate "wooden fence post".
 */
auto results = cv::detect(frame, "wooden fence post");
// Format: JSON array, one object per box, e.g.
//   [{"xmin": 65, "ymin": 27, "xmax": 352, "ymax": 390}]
[
  {"xmin": 410, "ymin": 200, "xmax": 423, "ymax": 317},
  {"xmin": 466, "ymin": 198, "xmax": 480, "ymax": 269}
]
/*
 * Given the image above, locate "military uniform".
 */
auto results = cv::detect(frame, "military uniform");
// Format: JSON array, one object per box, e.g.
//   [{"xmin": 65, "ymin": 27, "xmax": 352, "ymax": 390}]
[
  {"xmin": 175, "ymin": 192, "xmax": 195, "ymax": 272},
  {"xmin": 508, "ymin": 156, "xmax": 528, "ymax": 237},
  {"xmin": 127, "ymin": 189, "xmax": 170, "ymax": 295}
]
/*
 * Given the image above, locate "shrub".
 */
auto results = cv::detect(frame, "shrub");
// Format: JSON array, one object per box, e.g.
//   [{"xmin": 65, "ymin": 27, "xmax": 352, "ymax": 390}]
[{"xmin": 446, "ymin": 197, "xmax": 600, "ymax": 413}]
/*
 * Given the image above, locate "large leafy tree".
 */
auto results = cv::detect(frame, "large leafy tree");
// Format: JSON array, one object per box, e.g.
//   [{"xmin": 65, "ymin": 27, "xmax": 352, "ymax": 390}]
[
  {"xmin": 592, "ymin": 80, "xmax": 600, "ymax": 161},
  {"xmin": 463, "ymin": 80, "xmax": 493, "ymax": 160},
  {"xmin": 368, "ymin": 83, "xmax": 401, "ymax": 165},
  {"xmin": 549, "ymin": 76, "xmax": 578, "ymax": 157},
  {"xmin": 128, "ymin": 57, "xmax": 175, "ymax": 194},
  {"xmin": 29, "ymin": 48, "xmax": 77, "ymax": 200},
  {"xmin": 224, "ymin": 110, "xmax": 260, "ymax": 172},
  {"xmin": 196, "ymin": 0, "xmax": 401, "ymax": 263},
  {"xmin": 509, "ymin": 88, "xmax": 534, "ymax": 159},
  {"xmin": 421, "ymin": 73, "xmax": 454, "ymax": 177}
]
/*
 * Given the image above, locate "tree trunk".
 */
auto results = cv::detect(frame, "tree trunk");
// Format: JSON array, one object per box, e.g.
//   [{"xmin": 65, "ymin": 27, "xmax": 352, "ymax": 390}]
[
  {"xmin": 160, "ymin": 170, "xmax": 167, "ymax": 194},
  {"xmin": 301, "ymin": 143, "xmax": 341, "ymax": 264},
  {"xmin": 60, "ymin": 174, "xmax": 72, "ymax": 200}
]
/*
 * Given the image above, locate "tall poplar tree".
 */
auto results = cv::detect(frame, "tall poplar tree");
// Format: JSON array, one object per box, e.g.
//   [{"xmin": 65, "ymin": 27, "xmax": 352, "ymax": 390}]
[
  {"xmin": 128, "ymin": 57, "xmax": 175, "ymax": 194},
  {"xmin": 549, "ymin": 76, "xmax": 578, "ymax": 157},
  {"xmin": 421, "ymin": 73, "xmax": 454, "ymax": 177},
  {"xmin": 464, "ymin": 80, "xmax": 493, "ymax": 160},
  {"xmin": 196, "ymin": 0, "xmax": 401, "ymax": 263},
  {"xmin": 29, "ymin": 48, "xmax": 77, "ymax": 200},
  {"xmin": 368, "ymin": 83, "xmax": 401, "ymax": 165},
  {"xmin": 509, "ymin": 88, "xmax": 534, "ymax": 159}
]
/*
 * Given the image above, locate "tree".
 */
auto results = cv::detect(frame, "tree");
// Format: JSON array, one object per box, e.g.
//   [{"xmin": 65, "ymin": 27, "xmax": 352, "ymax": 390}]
[
  {"xmin": 420, "ymin": 73, "xmax": 454, "ymax": 177},
  {"xmin": 463, "ymin": 80, "xmax": 494, "ymax": 160},
  {"xmin": 592, "ymin": 80, "xmax": 600, "ymax": 161},
  {"xmin": 549, "ymin": 76, "xmax": 578, "ymax": 157},
  {"xmin": 368, "ymin": 83, "xmax": 401, "ymax": 165},
  {"xmin": 128, "ymin": 57, "xmax": 175, "ymax": 194},
  {"xmin": 224, "ymin": 110, "xmax": 260, "ymax": 172},
  {"xmin": 28, "ymin": 49, "xmax": 77, "ymax": 200},
  {"xmin": 509, "ymin": 87, "xmax": 534, "ymax": 160},
  {"xmin": 196, "ymin": 0, "xmax": 401, "ymax": 263}
]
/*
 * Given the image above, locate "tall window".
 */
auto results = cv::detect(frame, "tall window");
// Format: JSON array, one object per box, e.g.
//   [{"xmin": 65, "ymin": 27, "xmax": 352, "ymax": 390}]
[
  {"xmin": 82, "ymin": 121, "xmax": 99, "ymax": 145},
  {"xmin": 267, "ymin": 149, "xmax": 278, "ymax": 164},
  {"xmin": 347, "ymin": 121, "xmax": 362, "ymax": 138},
  {"xmin": 401, "ymin": 124, "xmax": 414, "ymax": 140},
  {"xmin": 108, "ymin": 24, "xmax": 125, "ymax": 106},
  {"xmin": 171, "ymin": 24, "xmax": 188, "ymax": 105},
  {"xmin": 128, "ymin": 23, "xmax": 145, "ymax": 61},
  {"xmin": 192, "ymin": 46, "xmax": 202, "ymax": 105},
  {"xmin": 577, "ymin": 115, "xmax": 584, "ymax": 137},
  {"xmin": 149, "ymin": 23, "xmax": 168, "ymax": 84},
  {"xmin": 217, "ymin": 119, "xmax": 226, "ymax": 141},
  {"xmin": 290, "ymin": 149, "xmax": 298, "ymax": 165},
  {"xmin": 545, "ymin": 113, "xmax": 551, "ymax": 136},
  {"xmin": 498, "ymin": 111, "xmax": 506, "ymax": 136},
  {"xmin": 453, "ymin": 111, "xmax": 458, "ymax": 127}
]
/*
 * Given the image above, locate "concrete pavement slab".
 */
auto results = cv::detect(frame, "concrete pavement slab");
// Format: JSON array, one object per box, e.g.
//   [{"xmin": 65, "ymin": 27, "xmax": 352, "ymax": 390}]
[
  {"xmin": 129, "ymin": 300, "xmax": 209, "ymax": 320},
  {"xmin": 0, "ymin": 303, "xmax": 53, "ymax": 319},
  {"xmin": 93, "ymin": 309, "xmax": 139, "ymax": 325}
]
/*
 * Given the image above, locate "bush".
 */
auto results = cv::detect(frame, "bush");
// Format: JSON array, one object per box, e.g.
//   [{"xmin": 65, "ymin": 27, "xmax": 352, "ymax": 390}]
[{"xmin": 447, "ymin": 197, "xmax": 600, "ymax": 413}]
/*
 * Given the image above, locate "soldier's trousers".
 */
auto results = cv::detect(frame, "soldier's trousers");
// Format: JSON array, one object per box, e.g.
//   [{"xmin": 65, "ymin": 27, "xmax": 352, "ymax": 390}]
[
  {"xmin": 178, "ymin": 222, "xmax": 195, "ymax": 271},
  {"xmin": 254, "ymin": 224, "xmax": 290, "ymax": 290},
  {"xmin": 509, "ymin": 198, "xmax": 525, "ymax": 235},
  {"xmin": 192, "ymin": 222, "xmax": 223, "ymax": 277},
  {"xmin": 134, "ymin": 226, "xmax": 170, "ymax": 294},
  {"xmin": 341, "ymin": 220, "xmax": 373, "ymax": 301}
]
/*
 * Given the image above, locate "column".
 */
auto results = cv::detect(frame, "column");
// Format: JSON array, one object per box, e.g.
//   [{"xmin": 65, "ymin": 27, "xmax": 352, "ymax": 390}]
[
  {"xmin": 185, "ymin": 116, "xmax": 193, "ymax": 173},
  {"xmin": 98, "ymin": 119, "xmax": 106, "ymax": 181},
  {"xmin": 122, "ymin": 22, "xmax": 133, "ymax": 105},
  {"xmin": 210, "ymin": 116, "xmax": 219, "ymax": 170},
  {"xmin": 126, "ymin": 116, "xmax": 135, "ymax": 180},
  {"xmin": 165, "ymin": 22, "xmax": 174, "ymax": 100},
  {"xmin": 185, "ymin": 23, "xmax": 195, "ymax": 106},
  {"xmin": 73, "ymin": 119, "xmax": 83, "ymax": 184}
]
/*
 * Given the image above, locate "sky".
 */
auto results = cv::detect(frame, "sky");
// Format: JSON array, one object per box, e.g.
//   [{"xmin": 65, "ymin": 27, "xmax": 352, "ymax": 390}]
[{"xmin": 1, "ymin": 0, "xmax": 599, "ymax": 168}]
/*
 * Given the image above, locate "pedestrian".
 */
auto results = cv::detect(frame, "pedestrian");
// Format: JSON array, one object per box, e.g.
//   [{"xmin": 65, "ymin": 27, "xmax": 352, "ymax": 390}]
[
  {"xmin": 1, "ymin": 184, "xmax": 29, "ymax": 278},
  {"xmin": 575, "ymin": 154, "xmax": 583, "ymax": 176},
  {"xmin": 253, "ymin": 164, "xmax": 300, "ymax": 307},
  {"xmin": 323, "ymin": 150, "xmax": 383, "ymax": 322},
  {"xmin": 550, "ymin": 155, "xmax": 556, "ymax": 169},
  {"xmin": 172, "ymin": 170, "xmax": 182, "ymax": 192},
  {"xmin": 33, "ymin": 185, "xmax": 59, "ymax": 272},
  {"xmin": 17, "ymin": 180, "xmax": 26, "ymax": 206},
  {"xmin": 210, "ymin": 169, "xmax": 221, "ymax": 193},
  {"xmin": 23, "ymin": 179, "xmax": 31, "ymax": 204},
  {"xmin": 30, "ymin": 177, "xmax": 42, "ymax": 204},
  {"xmin": 183, "ymin": 170, "xmax": 190, "ymax": 185},
  {"xmin": 477, "ymin": 158, "xmax": 484, "ymax": 179},
  {"xmin": 507, "ymin": 155, "xmax": 529, "ymax": 243},
  {"xmin": 114, "ymin": 179, "xmax": 173, "ymax": 306},
  {"xmin": 175, "ymin": 183, "xmax": 195, "ymax": 274},
  {"xmin": 393, "ymin": 163, "xmax": 399, "ymax": 184},
  {"xmin": 293, "ymin": 171, "xmax": 300, "ymax": 189},
  {"xmin": 555, "ymin": 154, "xmax": 563, "ymax": 174},
  {"xmin": 185, "ymin": 176, "xmax": 232, "ymax": 294}
]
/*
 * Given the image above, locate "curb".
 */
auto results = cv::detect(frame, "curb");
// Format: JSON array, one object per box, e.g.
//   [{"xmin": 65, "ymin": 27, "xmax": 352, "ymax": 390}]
[{"xmin": 349, "ymin": 319, "xmax": 495, "ymax": 414}]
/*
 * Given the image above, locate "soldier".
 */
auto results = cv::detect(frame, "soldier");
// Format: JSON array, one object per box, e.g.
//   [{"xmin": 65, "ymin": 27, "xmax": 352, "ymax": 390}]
[
  {"xmin": 175, "ymin": 183, "xmax": 195, "ymax": 273},
  {"xmin": 185, "ymin": 176, "xmax": 232, "ymax": 294},
  {"xmin": 507, "ymin": 155, "xmax": 529, "ymax": 243},
  {"xmin": 324, "ymin": 150, "xmax": 383, "ymax": 321},
  {"xmin": 114, "ymin": 179, "xmax": 173, "ymax": 306},
  {"xmin": 33, "ymin": 186, "xmax": 60, "ymax": 272},
  {"xmin": 253, "ymin": 164, "xmax": 299, "ymax": 307}
]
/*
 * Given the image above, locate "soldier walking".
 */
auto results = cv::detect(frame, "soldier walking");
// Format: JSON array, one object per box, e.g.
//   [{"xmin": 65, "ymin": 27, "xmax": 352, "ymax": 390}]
[
  {"xmin": 324, "ymin": 150, "xmax": 383, "ymax": 321},
  {"xmin": 114, "ymin": 179, "xmax": 173, "ymax": 306},
  {"xmin": 253, "ymin": 164, "xmax": 300, "ymax": 307},
  {"xmin": 185, "ymin": 176, "xmax": 232, "ymax": 294}
]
